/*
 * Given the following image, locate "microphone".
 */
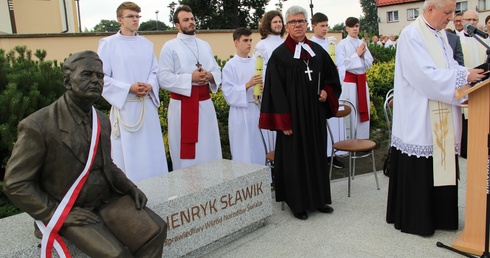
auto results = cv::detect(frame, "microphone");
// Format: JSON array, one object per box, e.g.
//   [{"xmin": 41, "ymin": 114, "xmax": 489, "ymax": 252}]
[{"xmin": 464, "ymin": 23, "xmax": 489, "ymax": 39}]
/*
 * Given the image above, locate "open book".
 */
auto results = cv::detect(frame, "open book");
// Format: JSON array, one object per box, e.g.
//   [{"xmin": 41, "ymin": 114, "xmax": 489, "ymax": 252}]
[{"xmin": 470, "ymin": 63, "xmax": 490, "ymax": 86}]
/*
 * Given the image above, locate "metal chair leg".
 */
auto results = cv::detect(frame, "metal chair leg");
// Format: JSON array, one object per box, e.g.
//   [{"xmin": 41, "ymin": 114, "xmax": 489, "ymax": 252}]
[
  {"xmin": 348, "ymin": 152, "xmax": 352, "ymax": 197},
  {"xmin": 352, "ymin": 152, "xmax": 356, "ymax": 180},
  {"xmin": 372, "ymin": 150, "xmax": 380, "ymax": 190}
]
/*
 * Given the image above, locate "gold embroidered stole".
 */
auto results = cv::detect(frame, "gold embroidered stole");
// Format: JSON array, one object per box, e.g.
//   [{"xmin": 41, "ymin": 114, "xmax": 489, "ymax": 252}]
[{"xmin": 413, "ymin": 16, "xmax": 456, "ymax": 186}]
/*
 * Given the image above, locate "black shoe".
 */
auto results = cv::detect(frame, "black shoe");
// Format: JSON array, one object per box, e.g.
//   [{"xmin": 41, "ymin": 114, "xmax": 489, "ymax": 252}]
[
  {"xmin": 317, "ymin": 205, "xmax": 334, "ymax": 213},
  {"xmin": 293, "ymin": 211, "xmax": 308, "ymax": 220},
  {"xmin": 327, "ymin": 157, "xmax": 345, "ymax": 169}
]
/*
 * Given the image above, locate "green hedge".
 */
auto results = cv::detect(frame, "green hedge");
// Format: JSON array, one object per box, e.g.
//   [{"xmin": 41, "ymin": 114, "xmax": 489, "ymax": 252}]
[
  {"xmin": 0, "ymin": 45, "xmax": 396, "ymax": 218},
  {"xmin": 0, "ymin": 46, "xmax": 396, "ymax": 172}
]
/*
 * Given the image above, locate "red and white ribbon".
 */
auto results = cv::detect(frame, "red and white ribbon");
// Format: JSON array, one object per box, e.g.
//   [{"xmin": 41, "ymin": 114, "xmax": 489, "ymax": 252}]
[{"xmin": 35, "ymin": 107, "xmax": 101, "ymax": 258}]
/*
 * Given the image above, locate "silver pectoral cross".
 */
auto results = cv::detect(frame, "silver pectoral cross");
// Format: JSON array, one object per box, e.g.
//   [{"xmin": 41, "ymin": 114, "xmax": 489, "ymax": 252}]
[{"xmin": 305, "ymin": 64, "xmax": 313, "ymax": 81}]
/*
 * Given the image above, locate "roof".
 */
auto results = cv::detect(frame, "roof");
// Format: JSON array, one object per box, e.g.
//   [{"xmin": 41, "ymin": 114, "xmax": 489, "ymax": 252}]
[{"xmin": 376, "ymin": 0, "xmax": 423, "ymax": 7}]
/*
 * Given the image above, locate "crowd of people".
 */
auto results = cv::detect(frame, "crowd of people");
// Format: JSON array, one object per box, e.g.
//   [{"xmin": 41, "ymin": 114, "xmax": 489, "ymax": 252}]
[
  {"xmin": 5, "ymin": 1, "xmax": 487, "ymax": 256},
  {"xmin": 361, "ymin": 34, "xmax": 398, "ymax": 48}
]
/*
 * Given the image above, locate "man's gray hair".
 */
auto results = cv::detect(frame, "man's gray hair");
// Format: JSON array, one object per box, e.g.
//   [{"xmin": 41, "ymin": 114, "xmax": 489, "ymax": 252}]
[
  {"xmin": 423, "ymin": 0, "xmax": 455, "ymax": 11},
  {"xmin": 285, "ymin": 6, "xmax": 308, "ymax": 22}
]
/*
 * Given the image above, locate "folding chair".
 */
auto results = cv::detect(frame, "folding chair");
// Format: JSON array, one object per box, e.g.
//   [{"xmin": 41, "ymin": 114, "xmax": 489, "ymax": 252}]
[
  {"xmin": 383, "ymin": 90, "xmax": 394, "ymax": 149},
  {"xmin": 327, "ymin": 99, "xmax": 380, "ymax": 197}
]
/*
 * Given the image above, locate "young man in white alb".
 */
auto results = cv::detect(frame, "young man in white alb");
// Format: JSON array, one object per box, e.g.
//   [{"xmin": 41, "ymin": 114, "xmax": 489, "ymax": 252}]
[
  {"xmin": 222, "ymin": 27, "xmax": 265, "ymax": 165},
  {"xmin": 98, "ymin": 1, "xmax": 168, "ymax": 181}
]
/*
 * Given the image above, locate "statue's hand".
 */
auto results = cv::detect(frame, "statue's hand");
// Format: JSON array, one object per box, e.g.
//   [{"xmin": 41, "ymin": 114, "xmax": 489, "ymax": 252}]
[
  {"xmin": 128, "ymin": 186, "xmax": 147, "ymax": 210},
  {"xmin": 64, "ymin": 207, "xmax": 100, "ymax": 226}
]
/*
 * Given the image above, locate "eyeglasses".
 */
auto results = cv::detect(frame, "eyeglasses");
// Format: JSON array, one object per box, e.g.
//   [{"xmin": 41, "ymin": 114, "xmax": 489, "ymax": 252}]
[
  {"xmin": 453, "ymin": 20, "xmax": 463, "ymax": 23},
  {"xmin": 121, "ymin": 15, "xmax": 141, "ymax": 19},
  {"xmin": 287, "ymin": 19, "xmax": 307, "ymax": 25},
  {"xmin": 463, "ymin": 18, "xmax": 478, "ymax": 22}
]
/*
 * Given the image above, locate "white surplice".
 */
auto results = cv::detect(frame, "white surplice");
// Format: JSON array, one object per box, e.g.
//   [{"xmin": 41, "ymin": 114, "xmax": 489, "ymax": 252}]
[
  {"xmin": 392, "ymin": 23, "xmax": 467, "ymax": 157},
  {"xmin": 253, "ymin": 34, "xmax": 284, "ymax": 71},
  {"xmin": 458, "ymin": 31, "xmax": 487, "ymax": 68},
  {"xmin": 336, "ymin": 36, "xmax": 374, "ymax": 139},
  {"xmin": 158, "ymin": 33, "xmax": 222, "ymax": 170},
  {"xmin": 222, "ymin": 54, "xmax": 266, "ymax": 165},
  {"xmin": 310, "ymin": 36, "xmax": 346, "ymax": 156},
  {"xmin": 253, "ymin": 34, "xmax": 284, "ymax": 153},
  {"xmin": 98, "ymin": 32, "xmax": 168, "ymax": 182}
]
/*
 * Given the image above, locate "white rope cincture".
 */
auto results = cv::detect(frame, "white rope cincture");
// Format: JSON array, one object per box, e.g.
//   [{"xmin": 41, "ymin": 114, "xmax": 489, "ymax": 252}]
[{"xmin": 112, "ymin": 95, "xmax": 149, "ymax": 138}]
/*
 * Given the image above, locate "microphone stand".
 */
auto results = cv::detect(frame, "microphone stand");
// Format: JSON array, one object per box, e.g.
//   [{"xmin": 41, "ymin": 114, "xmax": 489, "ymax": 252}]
[{"xmin": 466, "ymin": 30, "xmax": 490, "ymax": 64}]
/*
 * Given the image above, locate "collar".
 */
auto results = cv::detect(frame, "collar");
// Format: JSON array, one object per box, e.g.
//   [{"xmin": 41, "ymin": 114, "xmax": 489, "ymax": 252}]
[
  {"xmin": 117, "ymin": 30, "xmax": 138, "ymax": 37},
  {"xmin": 177, "ymin": 33, "xmax": 197, "ymax": 41},
  {"xmin": 234, "ymin": 53, "xmax": 252, "ymax": 62},
  {"xmin": 284, "ymin": 35, "xmax": 316, "ymax": 60},
  {"xmin": 265, "ymin": 34, "xmax": 283, "ymax": 41},
  {"xmin": 64, "ymin": 94, "xmax": 91, "ymax": 125},
  {"xmin": 421, "ymin": 15, "xmax": 437, "ymax": 32}
]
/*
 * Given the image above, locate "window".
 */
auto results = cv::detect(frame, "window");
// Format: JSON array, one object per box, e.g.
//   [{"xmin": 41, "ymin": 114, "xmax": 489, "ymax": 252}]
[
  {"xmin": 479, "ymin": 0, "xmax": 490, "ymax": 11},
  {"xmin": 407, "ymin": 8, "xmax": 419, "ymax": 21},
  {"xmin": 456, "ymin": 1, "xmax": 468, "ymax": 13},
  {"xmin": 387, "ymin": 11, "xmax": 399, "ymax": 22}
]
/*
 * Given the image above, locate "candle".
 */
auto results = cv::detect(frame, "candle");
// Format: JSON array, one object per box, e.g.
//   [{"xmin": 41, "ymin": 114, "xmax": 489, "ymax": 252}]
[
  {"xmin": 254, "ymin": 56, "xmax": 263, "ymax": 99},
  {"xmin": 328, "ymin": 44, "xmax": 336, "ymax": 63}
]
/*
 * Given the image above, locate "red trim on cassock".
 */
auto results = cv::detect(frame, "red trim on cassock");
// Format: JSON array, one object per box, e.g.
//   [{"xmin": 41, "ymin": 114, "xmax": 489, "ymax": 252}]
[
  {"xmin": 259, "ymin": 113, "xmax": 292, "ymax": 131},
  {"xmin": 344, "ymin": 71, "xmax": 369, "ymax": 122},
  {"xmin": 323, "ymin": 85, "xmax": 339, "ymax": 118},
  {"xmin": 284, "ymin": 35, "xmax": 312, "ymax": 60},
  {"xmin": 171, "ymin": 85, "xmax": 210, "ymax": 159}
]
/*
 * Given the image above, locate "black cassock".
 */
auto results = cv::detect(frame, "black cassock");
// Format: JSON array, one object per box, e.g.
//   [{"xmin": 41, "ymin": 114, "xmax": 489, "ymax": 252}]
[{"xmin": 259, "ymin": 35, "xmax": 341, "ymax": 213}]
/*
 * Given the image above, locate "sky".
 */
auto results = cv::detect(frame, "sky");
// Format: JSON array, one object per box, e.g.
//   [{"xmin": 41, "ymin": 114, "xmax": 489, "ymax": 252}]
[{"xmin": 78, "ymin": 0, "xmax": 363, "ymax": 31}]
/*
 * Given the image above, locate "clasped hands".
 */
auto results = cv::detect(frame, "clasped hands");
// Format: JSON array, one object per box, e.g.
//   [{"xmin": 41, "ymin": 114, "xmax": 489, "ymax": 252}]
[
  {"xmin": 63, "ymin": 186, "xmax": 147, "ymax": 226},
  {"xmin": 130, "ymin": 82, "xmax": 152, "ymax": 97},
  {"xmin": 192, "ymin": 67, "xmax": 214, "ymax": 85},
  {"xmin": 357, "ymin": 42, "xmax": 367, "ymax": 57}
]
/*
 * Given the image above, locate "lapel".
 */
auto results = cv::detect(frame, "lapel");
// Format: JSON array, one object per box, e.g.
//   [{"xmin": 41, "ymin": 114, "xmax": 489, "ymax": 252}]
[{"xmin": 57, "ymin": 96, "xmax": 90, "ymax": 164}]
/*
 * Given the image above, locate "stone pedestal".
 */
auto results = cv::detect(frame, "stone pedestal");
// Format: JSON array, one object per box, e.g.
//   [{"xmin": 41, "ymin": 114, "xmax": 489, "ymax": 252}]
[
  {"xmin": 0, "ymin": 159, "xmax": 273, "ymax": 257},
  {"xmin": 137, "ymin": 159, "xmax": 273, "ymax": 257}
]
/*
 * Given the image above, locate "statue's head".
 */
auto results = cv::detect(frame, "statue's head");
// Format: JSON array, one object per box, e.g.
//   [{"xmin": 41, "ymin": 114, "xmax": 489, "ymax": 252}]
[{"xmin": 63, "ymin": 50, "xmax": 104, "ymax": 107}]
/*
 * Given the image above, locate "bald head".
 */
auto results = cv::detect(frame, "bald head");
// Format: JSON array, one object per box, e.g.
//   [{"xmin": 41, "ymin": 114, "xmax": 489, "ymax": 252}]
[{"xmin": 463, "ymin": 9, "xmax": 479, "ymax": 26}]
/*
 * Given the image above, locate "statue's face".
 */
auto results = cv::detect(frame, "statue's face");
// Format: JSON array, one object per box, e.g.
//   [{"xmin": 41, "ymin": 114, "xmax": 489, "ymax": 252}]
[{"xmin": 69, "ymin": 58, "xmax": 104, "ymax": 103}]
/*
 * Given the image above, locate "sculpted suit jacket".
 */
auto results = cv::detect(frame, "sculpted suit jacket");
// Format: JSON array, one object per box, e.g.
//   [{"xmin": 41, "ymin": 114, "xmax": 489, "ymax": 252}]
[{"xmin": 3, "ymin": 94, "xmax": 136, "ymax": 223}]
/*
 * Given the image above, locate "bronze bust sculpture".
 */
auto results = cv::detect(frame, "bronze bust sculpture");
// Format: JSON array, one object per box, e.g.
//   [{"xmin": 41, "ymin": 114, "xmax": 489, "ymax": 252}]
[{"xmin": 3, "ymin": 50, "xmax": 167, "ymax": 257}]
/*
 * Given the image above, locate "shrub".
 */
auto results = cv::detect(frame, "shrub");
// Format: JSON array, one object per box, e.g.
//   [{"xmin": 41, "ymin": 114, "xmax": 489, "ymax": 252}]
[
  {"xmin": 0, "ymin": 47, "xmax": 110, "ymax": 173},
  {"xmin": 368, "ymin": 44, "xmax": 396, "ymax": 64},
  {"xmin": 0, "ymin": 46, "xmax": 66, "ymax": 173},
  {"xmin": 367, "ymin": 60, "xmax": 395, "ymax": 129}
]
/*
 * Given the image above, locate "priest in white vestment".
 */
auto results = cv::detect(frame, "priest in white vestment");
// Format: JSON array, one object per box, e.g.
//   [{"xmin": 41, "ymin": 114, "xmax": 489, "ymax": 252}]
[
  {"xmin": 222, "ymin": 28, "xmax": 265, "ymax": 165},
  {"xmin": 310, "ymin": 12, "xmax": 346, "ymax": 168},
  {"xmin": 336, "ymin": 17, "xmax": 373, "ymax": 140},
  {"xmin": 158, "ymin": 5, "xmax": 222, "ymax": 170},
  {"xmin": 98, "ymin": 2, "xmax": 168, "ymax": 182},
  {"xmin": 386, "ymin": 0, "xmax": 486, "ymax": 236},
  {"xmin": 460, "ymin": 10, "xmax": 487, "ymax": 68},
  {"xmin": 459, "ymin": 10, "xmax": 487, "ymax": 158}
]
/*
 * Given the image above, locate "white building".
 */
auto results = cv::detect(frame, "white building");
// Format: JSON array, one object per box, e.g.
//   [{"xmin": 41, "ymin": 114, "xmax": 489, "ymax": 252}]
[{"xmin": 376, "ymin": 0, "xmax": 489, "ymax": 36}]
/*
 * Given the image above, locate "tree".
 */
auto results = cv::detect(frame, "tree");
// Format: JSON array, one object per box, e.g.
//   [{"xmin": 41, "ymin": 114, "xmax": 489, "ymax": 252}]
[
  {"xmin": 179, "ymin": 0, "xmax": 269, "ymax": 29},
  {"xmin": 139, "ymin": 20, "xmax": 169, "ymax": 31},
  {"xmin": 332, "ymin": 22, "xmax": 346, "ymax": 38},
  {"xmin": 93, "ymin": 20, "xmax": 119, "ymax": 32},
  {"xmin": 359, "ymin": 0, "xmax": 379, "ymax": 36}
]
